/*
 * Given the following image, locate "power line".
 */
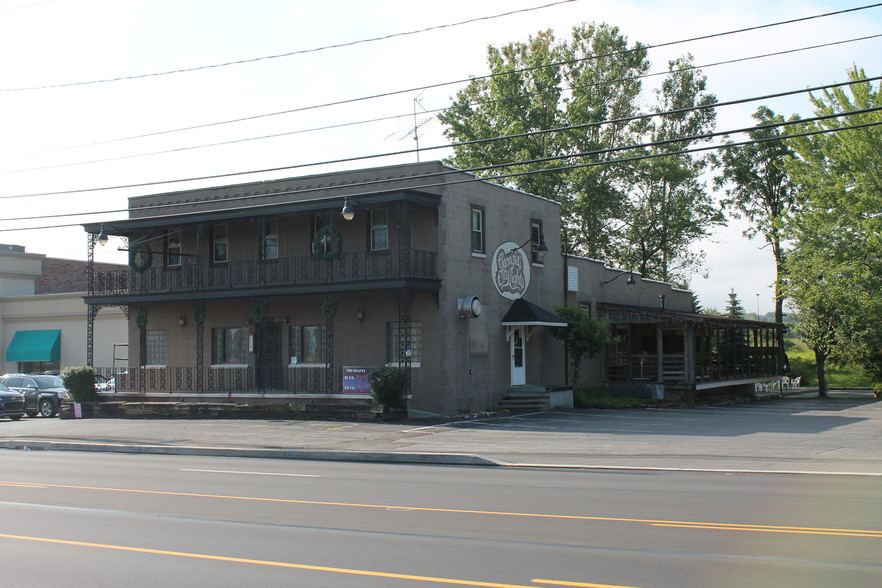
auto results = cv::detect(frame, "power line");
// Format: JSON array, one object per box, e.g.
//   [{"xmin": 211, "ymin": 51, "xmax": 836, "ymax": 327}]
[
  {"xmin": 3, "ymin": 76, "xmax": 879, "ymax": 200},
  {"xmin": 5, "ymin": 32, "xmax": 879, "ymax": 177},
  {"xmin": 0, "ymin": 1, "xmax": 578, "ymax": 92},
  {"xmin": 2, "ymin": 107, "xmax": 879, "ymax": 230},
  {"xmin": 11, "ymin": 2, "xmax": 880, "ymax": 159}
]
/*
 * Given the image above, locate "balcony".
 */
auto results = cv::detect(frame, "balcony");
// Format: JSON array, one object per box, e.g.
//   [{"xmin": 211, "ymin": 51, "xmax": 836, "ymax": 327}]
[{"xmin": 92, "ymin": 249, "xmax": 439, "ymax": 297}]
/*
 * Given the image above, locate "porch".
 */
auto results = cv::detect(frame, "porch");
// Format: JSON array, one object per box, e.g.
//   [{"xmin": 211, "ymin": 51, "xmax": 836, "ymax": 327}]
[{"xmin": 91, "ymin": 249, "xmax": 438, "ymax": 297}]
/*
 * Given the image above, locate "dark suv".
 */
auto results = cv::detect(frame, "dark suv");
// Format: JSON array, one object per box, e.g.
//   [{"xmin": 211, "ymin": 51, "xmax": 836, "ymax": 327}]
[
  {"xmin": 0, "ymin": 374, "xmax": 69, "ymax": 417},
  {"xmin": 0, "ymin": 382, "xmax": 25, "ymax": 421}
]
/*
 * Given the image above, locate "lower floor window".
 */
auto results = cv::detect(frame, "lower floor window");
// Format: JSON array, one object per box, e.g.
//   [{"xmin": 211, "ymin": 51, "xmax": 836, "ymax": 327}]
[
  {"xmin": 145, "ymin": 330, "xmax": 167, "ymax": 365},
  {"xmin": 386, "ymin": 321, "xmax": 421, "ymax": 364},
  {"xmin": 211, "ymin": 327, "xmax": 248, "ymax": 364},
  {"xmin": 290, "ymin": 325, "xmax": 328, "ymax": 364}
]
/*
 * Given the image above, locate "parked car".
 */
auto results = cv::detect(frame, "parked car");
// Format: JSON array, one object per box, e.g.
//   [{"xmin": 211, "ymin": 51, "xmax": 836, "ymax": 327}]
[
  {"xmin": 0, "ymin": 374, "xmax": 69, "ymax": 417},
  {"xmin": 95, "ymin": 374, "xmax": 115, "ymax": 392},
  {"xmin": 0, "ymin": 382, "xmax": 25, "ymax": 421}
]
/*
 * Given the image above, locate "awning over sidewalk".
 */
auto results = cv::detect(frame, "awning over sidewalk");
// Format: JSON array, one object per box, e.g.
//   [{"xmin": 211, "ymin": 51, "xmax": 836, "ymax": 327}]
[
  {"xmin": 6, "ymin": 329, "xmax": 61, "ymax": 362},
  {"xmin": 501, "ymin": 298, "xmax": 567, "ymax": 327}
]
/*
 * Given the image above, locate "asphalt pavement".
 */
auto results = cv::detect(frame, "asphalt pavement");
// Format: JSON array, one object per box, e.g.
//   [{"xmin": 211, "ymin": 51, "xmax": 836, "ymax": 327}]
[{"xmin": 1, "ymin": 390, "xmax": 880, "ymax": 475}]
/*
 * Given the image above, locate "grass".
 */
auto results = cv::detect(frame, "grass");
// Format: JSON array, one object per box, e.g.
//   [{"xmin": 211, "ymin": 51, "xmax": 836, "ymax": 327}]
[{"xmin": 786, "ymin": 339, "xmax": 873, "ymax": 388}]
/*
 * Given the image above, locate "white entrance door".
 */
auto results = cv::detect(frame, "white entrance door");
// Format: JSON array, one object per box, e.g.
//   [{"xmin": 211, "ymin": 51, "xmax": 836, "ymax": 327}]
[{"xmin": 511, "ymin": 327, "xmax": 526, "ymax": 386}]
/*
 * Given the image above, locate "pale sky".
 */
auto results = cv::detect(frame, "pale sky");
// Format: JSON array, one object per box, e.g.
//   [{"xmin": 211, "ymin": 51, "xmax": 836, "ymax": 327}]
[{"xmin": 0, "ymin": 0, "xmax": 879, "ymax": 312}]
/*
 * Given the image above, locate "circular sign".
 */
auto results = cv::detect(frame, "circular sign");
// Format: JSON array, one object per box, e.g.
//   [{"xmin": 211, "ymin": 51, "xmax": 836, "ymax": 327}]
[{"xmin": 491, "ymin": 242, "xmax": 530, "ymax": 300}]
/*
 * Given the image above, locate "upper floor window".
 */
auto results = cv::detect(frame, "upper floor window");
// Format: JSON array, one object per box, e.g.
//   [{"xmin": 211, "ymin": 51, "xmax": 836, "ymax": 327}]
[
  {"xmin": 213, "ymin": 225, "xmax": 229, "ymax": 263},
  {"xmin": 166, "ymin": 233, "xmax": 182, "ymax": 267},
  {"xmin": 371, "ymin": 209, "xmax": 388, "ymax": 251},
  {"xmin": 471, "ymin": 206, "xmax": 485, "ymax": 254},
  {"xmin": 531, "ymin": 220, "xmax": 544, "ymax": 264},
  {"xmin": 264, "ymin": 219, "xmax": 279, "ymax": 259}
]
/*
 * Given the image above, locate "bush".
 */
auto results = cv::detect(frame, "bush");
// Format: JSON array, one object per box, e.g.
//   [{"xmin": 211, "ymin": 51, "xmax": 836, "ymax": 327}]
[
  {"xmin": 368, "ymin": 366, "xmax": 408, "ymax": 409},
  {"xmin": 61, "ymin": 365, "xmax": 99, "ymax": 402}
]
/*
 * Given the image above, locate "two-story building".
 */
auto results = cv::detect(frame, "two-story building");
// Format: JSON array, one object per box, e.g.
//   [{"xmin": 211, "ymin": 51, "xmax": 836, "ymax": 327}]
[{"xmin": 83, "ymin": 162, "xmax": 784, "ymax": 416}]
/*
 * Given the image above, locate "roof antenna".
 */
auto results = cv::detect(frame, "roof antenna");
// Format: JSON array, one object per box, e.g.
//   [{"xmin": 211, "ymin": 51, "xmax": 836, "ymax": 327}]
[{"xmin": 385, "ymin": 91, "xmax": 431, "ymax": 162}]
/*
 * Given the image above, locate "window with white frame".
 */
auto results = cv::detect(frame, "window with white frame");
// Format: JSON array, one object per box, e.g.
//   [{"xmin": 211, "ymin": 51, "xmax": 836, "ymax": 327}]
[
  {"xmin": 166, "ymin": 233, "xmax": 182, "ymax": 267},
  {"xmin": 213, "ymin": 225, "xmax": 229, "ymax": 263},
  {"xmin": 370, "ymin": 209, "xmax": 389, "ymax": 251},
  {"xmin": 386, "ymin": 321, "xmax": 421, "ymax": 364},
  {"xmin": 211, "ymin": 327, "xmax": 248, "ymax": 364},
  {"xmin": 289, "ymin": 325, "xmax": 329, "ymax": 364},
  {"xmin": 264, "ymin": 219, "xmax": 279, "ymax": 259},
  {"xmin": 471, "ymin": 206, "xmax": 485, "ymax": 254},
  {"xmin": 530, "ymin": 220, "xmax": 543, "ymax": 264},
  {"xmin": 145, "ymin": 330, "xmax": 167, "ymax": 365}
]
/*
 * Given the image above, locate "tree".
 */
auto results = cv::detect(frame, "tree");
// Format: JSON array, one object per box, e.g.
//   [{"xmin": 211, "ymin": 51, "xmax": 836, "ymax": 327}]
[
  {"xmin": 547, "ymin": 306, "xmax": 613, "ymax": 387},
  {"xmin": 783, "ymin": 66, "xmax": 882, "ymax": 394},
  {"xmin": 439, "ymin": 24, "xmax": 649, "ymax": 260},
  {"xmin": 788, "ymin": 304, "xmax": 842, "ymax": 396},
  {"xmin": 713, "ymin": 106, "xmax": 799, "ymax": 324},
  {"xmin": 725, "ymin": 288, "xmax": 745, "ymax": 319},
  {"xmin": 614, "ymin": 56, "xmax": 725, "ymax": 283}
]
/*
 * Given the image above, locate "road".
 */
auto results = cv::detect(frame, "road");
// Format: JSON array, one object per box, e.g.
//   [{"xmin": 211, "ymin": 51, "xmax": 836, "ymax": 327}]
[{"xmin": 1, "ymin": 451, "xmax": 879, "ymax": 587}]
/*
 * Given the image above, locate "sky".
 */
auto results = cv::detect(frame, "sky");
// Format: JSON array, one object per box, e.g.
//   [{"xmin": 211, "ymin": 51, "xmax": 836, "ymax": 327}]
[{"xmin": 0, "ymin": 0, "xmax": 879, "ymax": 312}]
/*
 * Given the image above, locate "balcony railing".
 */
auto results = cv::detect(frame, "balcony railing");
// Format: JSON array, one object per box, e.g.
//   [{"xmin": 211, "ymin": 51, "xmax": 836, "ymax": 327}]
[{"xmin": 92, "ymin": 249, "xmax": 438, "ymax": 296}]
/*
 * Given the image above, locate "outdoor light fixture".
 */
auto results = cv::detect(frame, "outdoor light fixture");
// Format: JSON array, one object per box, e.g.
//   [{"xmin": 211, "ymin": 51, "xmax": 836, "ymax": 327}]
[
  {"xmin": 341, "ymin": 197, "xmax": 357, "ymax": 221},
  {"xmin": 97, "ymin": 224, "xmax": 109, "ymax": 246},
  {"xmin": 600, "ymin": 271, "xmax": 636, "ymax": 286},
  {"xmin": 512, "ymin": 232, "xmax": 548, "ymax": 261},
  {"xmin": 179, "ymin": 316, "xmax": 186, "ymax": 328}
]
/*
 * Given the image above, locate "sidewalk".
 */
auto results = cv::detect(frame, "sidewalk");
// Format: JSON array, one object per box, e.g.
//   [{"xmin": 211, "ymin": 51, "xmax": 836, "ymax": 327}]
[{"xmin": 1, "ymin": 391, "xmax": 880, "ymax": 475}]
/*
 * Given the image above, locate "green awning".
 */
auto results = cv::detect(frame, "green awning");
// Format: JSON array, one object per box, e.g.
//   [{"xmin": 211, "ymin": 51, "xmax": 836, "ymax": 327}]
[{"xmin": 6, "ymin": 329, "xmax": 61, "ymax": 362}]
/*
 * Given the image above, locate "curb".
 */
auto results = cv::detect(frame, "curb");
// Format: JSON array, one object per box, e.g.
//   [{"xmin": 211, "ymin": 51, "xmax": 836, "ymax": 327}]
[{"xmin": 0, "ymin": 440, "xmax": 502, "ymax": 467}]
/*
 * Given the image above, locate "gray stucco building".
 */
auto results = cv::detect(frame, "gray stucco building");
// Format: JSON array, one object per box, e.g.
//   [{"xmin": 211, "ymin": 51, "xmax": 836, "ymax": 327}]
[{"xmin": 84, "ymin": 162, "xmax": 783, "ymax": 416}]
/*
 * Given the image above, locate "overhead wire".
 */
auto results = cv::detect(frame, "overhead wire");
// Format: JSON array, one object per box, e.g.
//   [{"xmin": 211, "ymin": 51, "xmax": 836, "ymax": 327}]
[
  {"xmin": 3, "ymin": 33, "xmax": 880, "ymax": 178},
  {"xmin": 2, "ymin": 76, "xmax": 879, "ymax": 200},
  {"xmin": 1, "ymin": 104, "xmax": 879, "ymax": 230},
  {"xmin": 9, "ymin": 2, "xmax": 880, "ymax": 159},
  {"xmin": 0, "ymin": 1, "xmax": 578, "ymax": 92}
]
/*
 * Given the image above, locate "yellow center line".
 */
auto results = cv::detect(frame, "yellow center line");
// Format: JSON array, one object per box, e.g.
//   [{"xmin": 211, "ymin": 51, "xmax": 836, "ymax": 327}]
[
  {"xmin": 533, "ymin": 580, "xmax": 641, "ymax": 588},
  {"xmin": 0, "ymin": 532, "xmax": 563, "ymax": 588},
  {"xmin": 652, "ymin": 524, "xmax": 882, "ymax": 538},
  {"xmin": 2, "ymin": 479, "xmax": 879, "ymax": 538}
]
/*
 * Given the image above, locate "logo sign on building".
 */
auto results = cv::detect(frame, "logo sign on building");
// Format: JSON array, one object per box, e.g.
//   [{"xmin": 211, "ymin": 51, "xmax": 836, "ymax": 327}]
[{"xmin": 491, "ymin": 242, "xmax": 530, "ymax": 300}]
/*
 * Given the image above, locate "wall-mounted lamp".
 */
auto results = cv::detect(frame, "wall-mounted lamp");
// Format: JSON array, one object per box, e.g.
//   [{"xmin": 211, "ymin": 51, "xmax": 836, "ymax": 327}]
[
  {"xmin": 512, "ymin": 233, "xmax": 548, "ymax": 262},
  {"xmin": 97, "ymin": 224, "xmax": 109, "ymax": 246},
  {"xmin": 341, "ymin": 197, "xmax": 357, "ymax": 221},
  {"xmin": 357, "ymin": 309, "xmax": 364, "ymax": 321},
  {"xmin": 600, "ymin": 271, "xmax": 636, "ymax": 286},
  {"xmin": 659, "ymin": 294, "xmax": 666, "ymax": 309},
  {"xmin": 178, "ymin": 316, "xmax": 186, "ymax": 328}
]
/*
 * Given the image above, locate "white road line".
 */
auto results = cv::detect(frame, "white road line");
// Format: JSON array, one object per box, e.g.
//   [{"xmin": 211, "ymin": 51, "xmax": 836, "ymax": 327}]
[{"xmin": 180, "ymin": 469, "xmax": 320, "ymax": 477}]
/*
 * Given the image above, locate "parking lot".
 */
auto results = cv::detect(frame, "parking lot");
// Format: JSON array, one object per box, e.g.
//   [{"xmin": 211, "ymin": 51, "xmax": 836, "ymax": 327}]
[{"xmin": 1, "ymin": 393, "xmax": 880, "ymax": 473}]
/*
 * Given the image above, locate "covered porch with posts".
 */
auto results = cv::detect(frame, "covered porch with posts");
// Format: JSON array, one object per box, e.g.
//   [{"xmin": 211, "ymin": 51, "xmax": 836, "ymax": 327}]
[{"xmin": 599, "ymin": 303, "xmax": 785, "ymax": 400}]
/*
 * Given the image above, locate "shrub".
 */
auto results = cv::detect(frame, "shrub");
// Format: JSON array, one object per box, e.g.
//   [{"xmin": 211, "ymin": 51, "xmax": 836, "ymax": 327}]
[
  {"xmin": 61, "ymin": 365, "xmax": 99, "ymax": 402},
  {"xmin": 368, "ymin": 366, "xmax": 408, "ymax": 409}
]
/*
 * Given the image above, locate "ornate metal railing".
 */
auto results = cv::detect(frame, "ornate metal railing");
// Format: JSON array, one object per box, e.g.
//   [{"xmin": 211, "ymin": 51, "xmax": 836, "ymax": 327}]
[
  {"xmin": 92, "ymin": 249, "xmax": 438, "ymax": 296},
  {"xmin": 95, "ymin": 366, "xmax": 343, "ymax": 395}
]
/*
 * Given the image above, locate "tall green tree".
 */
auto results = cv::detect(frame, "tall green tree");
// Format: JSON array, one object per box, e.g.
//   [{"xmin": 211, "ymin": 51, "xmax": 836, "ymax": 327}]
[
  {"xmin": 615, "ymin": 56, "xmax": 725, "ymax": 283},
  {"xmin": 713, "ymin": 106, "xmax": 799, "ymax": 324},
  {"xmin": 783, "ymin": 66, "xmax": 882, "ymax": 392},
  {"xmin": 439, "ymin": 24, "xmax": 649, "ymax": 259},
  {"xmin": 725, "ymin": 287, "xmax": 745, "ymax": 319}
]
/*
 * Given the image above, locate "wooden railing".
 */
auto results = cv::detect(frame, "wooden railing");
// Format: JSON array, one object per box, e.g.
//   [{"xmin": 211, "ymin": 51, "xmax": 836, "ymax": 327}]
[
  {"xmin": 92, "ymin": 249, "xmax": 438, "ymax": 296},
  {"xmin": 94, "ymin": 366, "xmax": 339, "ymax": 395}
]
